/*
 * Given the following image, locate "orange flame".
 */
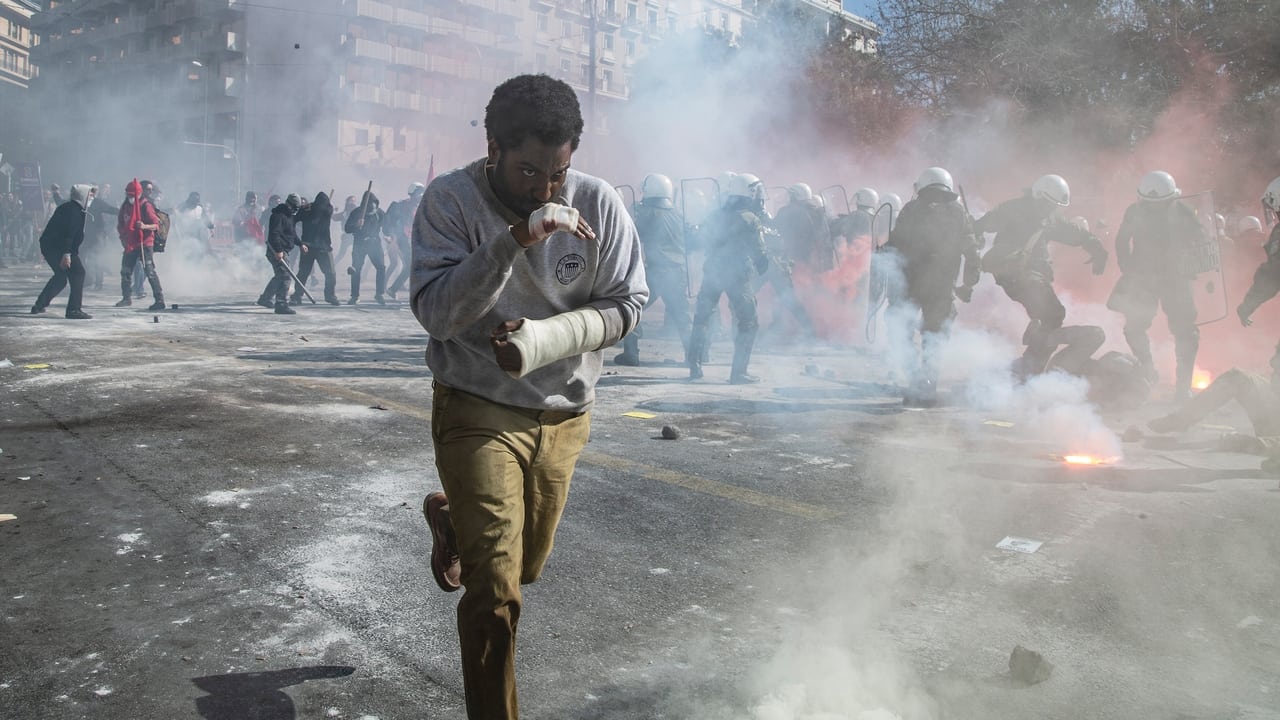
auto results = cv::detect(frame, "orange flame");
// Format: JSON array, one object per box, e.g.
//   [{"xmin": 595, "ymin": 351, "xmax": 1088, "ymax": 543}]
[
  {"xmin": 1192, "ymin": 368, "xmax": 1212, "ymax": 391},
  {"xmin": 1061, "ymin": 455, "xmax": 1118, "ymax": 466}
]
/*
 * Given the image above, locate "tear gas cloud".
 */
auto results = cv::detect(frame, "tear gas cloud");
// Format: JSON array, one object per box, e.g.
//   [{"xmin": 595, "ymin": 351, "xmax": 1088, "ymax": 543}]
[
  {"xmin": 24, "ymin": 1, "xmax": 1274, "ymax": 714},
  {"xmin": 595, "ymin": 6, "xmax": 1262, "ymax": 717}
]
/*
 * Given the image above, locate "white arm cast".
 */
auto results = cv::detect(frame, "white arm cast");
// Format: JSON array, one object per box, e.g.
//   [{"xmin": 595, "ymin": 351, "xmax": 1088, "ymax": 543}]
[{"xmin": 504, "ymin": 307, "xmax": 608, "ymax": 378}]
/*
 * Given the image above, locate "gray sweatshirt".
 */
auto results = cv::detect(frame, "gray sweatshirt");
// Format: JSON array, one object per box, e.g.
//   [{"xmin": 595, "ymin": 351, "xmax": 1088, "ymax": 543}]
[{"xmin": 411, "ymin": 158, "xmax": 648, "ymax": 412}]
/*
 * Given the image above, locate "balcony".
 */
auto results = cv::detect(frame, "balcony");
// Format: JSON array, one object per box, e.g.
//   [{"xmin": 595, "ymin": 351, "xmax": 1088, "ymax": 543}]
[
  {"xmin": 392, "ymin": 89, "xmax": 424, "ymax": 111},
  {"xmin": 89, "ymin": 14, "xmax": 146, "ymax": 43},
  {"xmin": 598, "ymin": 11, "xmax": 622, "ymax": 30},
  {"xmin": 394, "ymin": 7, "xmax": 430, "ymax": 29},
  {"xmin": 352, "ymin": 38, "xmax": 393, "ymax": 62},
  {"xmin": 350, "ymin": 82, "xmax": 390, "ymax": 105},
  {"xmin": 353, "ymin": 0, "xmax": 395, "ymax": 23},
  {"xmin": 555, "ymin": 0, "xmax": 584, "ymax": 18},
  {"xmin": 148, "ymin": 0, "xmax": 201, "ymax": 29},
  {"xmin": 620, "ymin": 18, "xmax": 642, "ymax": 36},
  {"xmin": 392, "ymin": 46, "xmax": 427, "ymax": 68}
]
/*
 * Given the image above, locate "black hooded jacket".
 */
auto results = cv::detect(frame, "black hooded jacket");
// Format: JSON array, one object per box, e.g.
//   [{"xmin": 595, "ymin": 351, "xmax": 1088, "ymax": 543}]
[
  {"xmin": 344, "ymin": 192, "xmax": 383, "ymax": 242},
  {"xmin": 266, "ymin": 203, "xmax": 300, "ymax": 254},
  {"xmin": 298, "ymin": 192, "xmax": 335, "ymax": 250}
]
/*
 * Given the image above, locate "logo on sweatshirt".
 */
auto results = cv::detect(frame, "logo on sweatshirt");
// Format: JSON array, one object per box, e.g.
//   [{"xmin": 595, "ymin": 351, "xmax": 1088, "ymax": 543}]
[{"xmin": 556, "ymin": 253, "xmax": 586, "ymax": 285}]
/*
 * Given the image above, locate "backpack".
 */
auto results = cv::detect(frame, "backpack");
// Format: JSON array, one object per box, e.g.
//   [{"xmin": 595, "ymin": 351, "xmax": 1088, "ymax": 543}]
[{"xmin": 151, "ymin": 203, "xmax": 171, "ymax": 252}]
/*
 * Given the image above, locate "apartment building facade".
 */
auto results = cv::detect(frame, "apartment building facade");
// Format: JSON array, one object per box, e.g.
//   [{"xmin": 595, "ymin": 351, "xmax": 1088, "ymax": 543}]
[
  {"xmin": 29, "ymin": 0, "xmax": 876, "ymax": 207},
  {"xmin": 0, "ymin": 0, "xmax": 41, "ymax": 183}
]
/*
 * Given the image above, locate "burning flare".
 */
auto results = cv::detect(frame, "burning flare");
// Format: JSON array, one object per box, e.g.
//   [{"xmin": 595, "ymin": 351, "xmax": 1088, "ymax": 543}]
[
  {"xmin": 1061, "ymin": 454, "xmax": 1118, "ymax": 466},
  {"xmin": 1192, "ymin": 367, "xmax": 1212, "ymax": 391}
]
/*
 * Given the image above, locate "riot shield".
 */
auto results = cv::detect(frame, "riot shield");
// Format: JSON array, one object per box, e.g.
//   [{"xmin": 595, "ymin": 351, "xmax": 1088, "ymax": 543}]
[
  {"xmin": 765, "ymin": 185, "xmax": 789, "ymax": 217},
  {"xmin": 679, "ymin": 177, "xmax": 720, "ymax": 297},
  {"xmin": 818, "ymin": 184, "xmax": 850, "ymax": 217},
  {"xmin": 1181, "ymin": 191, "xmax": 1228, "ymax": 326},
  {"xmin": 614, "ymin": 183, "xmax": 636, "ymax": 212}
]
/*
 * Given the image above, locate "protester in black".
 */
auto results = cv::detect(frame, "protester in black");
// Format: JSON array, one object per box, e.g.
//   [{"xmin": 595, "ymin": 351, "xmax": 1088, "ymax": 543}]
[
  {"xmin": 292, "ymin": 192, "xmax": 340, "ymax": 305},
  {"xmin": 32, "ymin": 184, "xmax": 93, "ymax": 319}
]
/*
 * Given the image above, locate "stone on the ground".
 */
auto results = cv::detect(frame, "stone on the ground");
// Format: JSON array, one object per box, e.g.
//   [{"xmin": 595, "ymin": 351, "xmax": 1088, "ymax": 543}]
[
  {"xmin": 661, "ymin": 425, "xmax": 680, "ymax": 440},
  {"xmin": 1009, "ymin": 644, "xmax": 1054, "ymax": 685}
]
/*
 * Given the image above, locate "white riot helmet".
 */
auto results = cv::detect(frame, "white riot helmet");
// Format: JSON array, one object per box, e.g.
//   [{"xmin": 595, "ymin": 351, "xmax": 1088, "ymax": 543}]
[
  {"xmin": 1238, "ymin": 216, "xmax": 1263, "ymax": 234},
  {"xmin": 717, "ymin": 171, "xmax": 738, "ymax": 207},
  {"xmin": 1070, "ymin": 215, "xmax": 1090, "ymax": 232},
  {"xmin": 1031, "ymin": 174, "xmax": 1070, "ymax": 206},
  {"xmin": 914, "ymin": 167, "xmax": 954, "ymax": 195},
  {"xmin": 882, "ymin": 192, "xmax": 902, "ymax": 216},
  {"xmin": 1138, "ymin": 171, "xmax": 1180, "ymax": 202},
  {"xmin": 727, "ymin": 173, "xmax": 764, "ymax": 202},
  {"xmin": 854, "ymin": 187, "xmax": 879, "ymax": 210},
  {"xmin": 408, "ymin": 182, "xmax": 426, "ymax": 196},
  {"xmin": 1262, "ymin": 176, "xmax": 1280, "ymax": 213},
  {"xmin": 641, "ymin": 173, "xmax": 674, "ymax": 208},
  {"xmin": 787, "ymin": 183, "xmax": 813, "ymax": 203}
]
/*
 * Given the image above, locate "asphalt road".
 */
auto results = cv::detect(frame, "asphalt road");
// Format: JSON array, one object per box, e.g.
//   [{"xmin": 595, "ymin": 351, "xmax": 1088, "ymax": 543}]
[{"xmin": 2, "ymin": 262, "xmax": 1278, "ymax": 720}]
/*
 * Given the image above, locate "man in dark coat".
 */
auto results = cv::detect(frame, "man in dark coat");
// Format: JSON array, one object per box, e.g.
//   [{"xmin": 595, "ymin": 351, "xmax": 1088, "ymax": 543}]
[
  {"xmin": 292, "ymin": 192, "xmax": 340, "ymax": 305},
  {"xmin": 31, "ymin": 184, "xmax": 94, "ymax": 319},
  {"xmin": 343, "ymin": 190, "xmax": 387, "ymax": 305},
  {"xmin": 256, "ymin": 194, "xmax": 302, "ymax": 314}
]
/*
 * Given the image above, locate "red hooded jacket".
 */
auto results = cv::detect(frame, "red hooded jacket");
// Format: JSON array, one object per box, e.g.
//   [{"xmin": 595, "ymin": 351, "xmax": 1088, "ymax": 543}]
[{"xmin": 117, "ymin": 178, "xmax": 158, "ymax": 252}]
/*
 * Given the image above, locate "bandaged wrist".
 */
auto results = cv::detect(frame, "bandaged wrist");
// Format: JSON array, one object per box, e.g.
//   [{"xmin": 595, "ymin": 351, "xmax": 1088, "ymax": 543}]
[
  {"xmin": 504, "ymin": 307, "xmax": 607, "ymax": 378},
  {"xmin": 528, "ymin": 203, "xmax": 580, "ymax": 243}
]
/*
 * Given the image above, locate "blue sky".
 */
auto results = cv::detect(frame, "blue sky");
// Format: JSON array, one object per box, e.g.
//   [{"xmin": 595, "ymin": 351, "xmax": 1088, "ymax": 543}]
[{"xmin": 844, "ymin": 0, "xmax": 879, "ymax": 22}]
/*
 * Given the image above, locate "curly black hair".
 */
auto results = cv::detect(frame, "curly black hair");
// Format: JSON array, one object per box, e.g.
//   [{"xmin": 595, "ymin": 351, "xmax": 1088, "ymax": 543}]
[{"xmin": 485, "ymin": 74, "xmax": 584, "ymax": 152}]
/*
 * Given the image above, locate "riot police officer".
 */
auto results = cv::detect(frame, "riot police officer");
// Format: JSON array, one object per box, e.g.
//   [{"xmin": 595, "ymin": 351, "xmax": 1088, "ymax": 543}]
[
  {"xmin": 881, "ymin": 167, "xmax": 979, "ymax": 406},
  {"xmin": 1107, "ymin": 171, "xmax": 1206, "ymax": 399},
  {"xmin": 978, "ymin": 173, "xmax": 1107, "ymax": 379},
  {"xmin": 615, "ymin": 173, "xmax": 691, "ymax": 365},
  {"xmin": 687, "ymin": 173, "xmax": 770, "ymax": 383}
]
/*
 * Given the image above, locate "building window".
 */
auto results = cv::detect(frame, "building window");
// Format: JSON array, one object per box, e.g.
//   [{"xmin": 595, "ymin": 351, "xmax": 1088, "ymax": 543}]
[
  {"xmin": 355, "ymin": 128, "xmax": 369, "ymax": 146},
  {"xmin": 605, "ymin": 0, "xmax": 616, "ymax": 16},
  {"xmin": 561, "ymin": 20, "xmax": 571, "ymax": 38},
  {"xmin": 394, "ymin": 132, "xmax": 407, "ymax": 151},
  {"xmin": 602, "ymin": 68, "xmax": 613, "ymax": 91},
  {"xmin": 536, "ymin": 12, "xmax": 548, "ymax": 32},
  {"xmin": 720, "ymin": 12, "xmax": 728, "ymax": 31},
  {"xmin": 626, "ymin": 2, "xmax": 637, "ymax": 21},
  {"xmin": 625, "ymin": 39, "xmax": 635, "ymax": 56},
  {"xmin": 8, "ymin": 20, "xmax": 21, "ymax": 41},
  {"xmin": 647, "ymin": 8, "xmax": 658, "ymax": 29},
  {"xmin": 581, "ymin": 64, "xmax": 589, "ymax": 85},
  {"xmin": 603, "ymin": 33, "xmax": 613, "ymax": 51},
  {"xmin": 560, "ymin": 57, "xmax": 570, "ymax": 74},
  {"xmin": 535, "ymin": 52, "xmax": 547, "ymax": 69}
]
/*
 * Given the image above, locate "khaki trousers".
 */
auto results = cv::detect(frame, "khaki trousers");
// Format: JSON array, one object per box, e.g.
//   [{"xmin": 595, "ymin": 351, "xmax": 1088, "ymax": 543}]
[{"xmin": 431, "ymin": 382, "xmax": 590, "ymax": 720}]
